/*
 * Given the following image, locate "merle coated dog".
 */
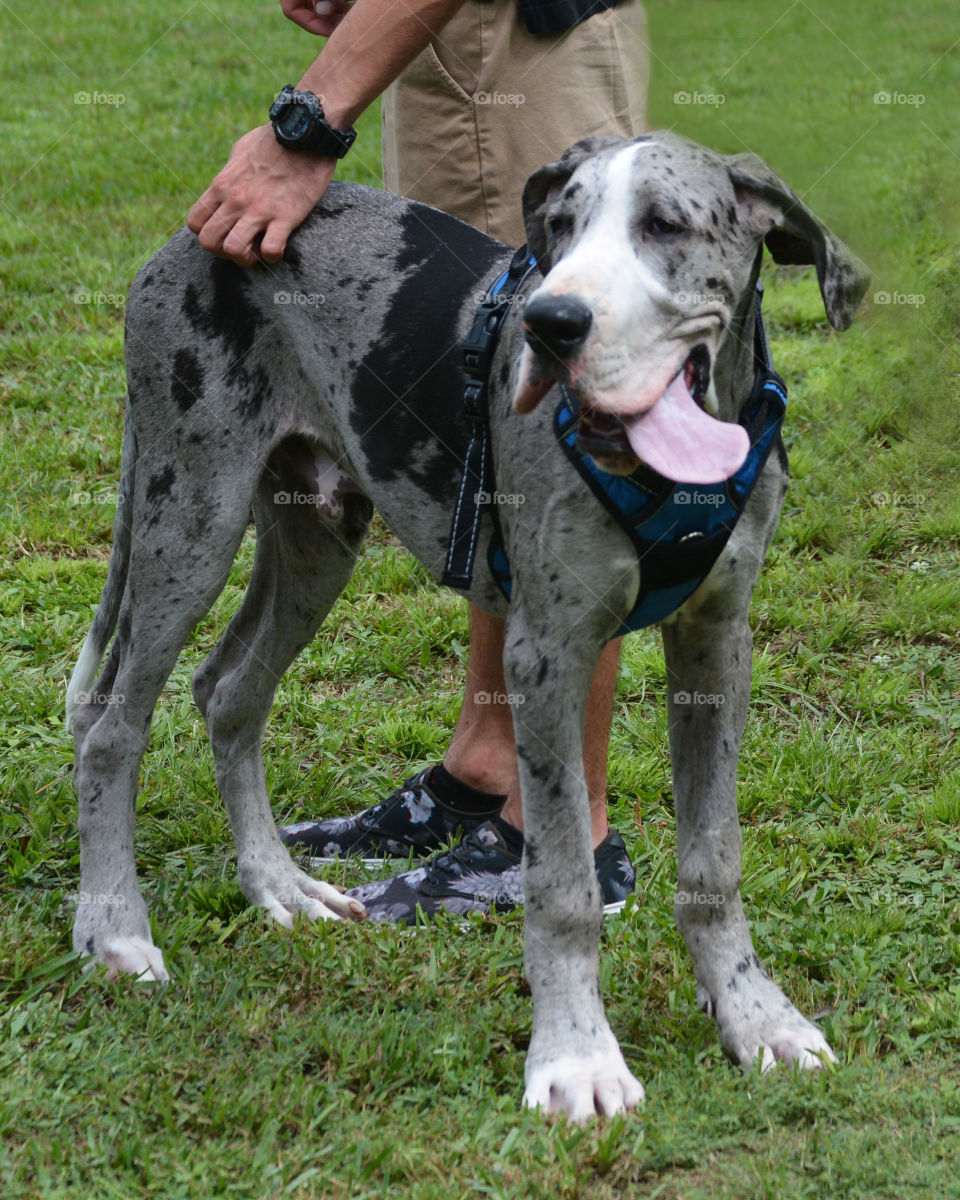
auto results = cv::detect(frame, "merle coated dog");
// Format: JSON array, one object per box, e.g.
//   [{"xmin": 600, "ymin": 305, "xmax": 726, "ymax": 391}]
[{"xmin": 67, "ymin": 132, "xmax": 868, "ymax": 1119}]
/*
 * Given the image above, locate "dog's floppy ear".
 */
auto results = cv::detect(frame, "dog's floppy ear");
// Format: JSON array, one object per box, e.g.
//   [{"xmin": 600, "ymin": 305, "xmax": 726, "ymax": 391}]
[
  {"xmin": 726, "ymin": 154, "xmax": 870, "ymax": 330},
  {"xmin": 522, "ymin": 135, "xmax": 626, "ymax": 270}
]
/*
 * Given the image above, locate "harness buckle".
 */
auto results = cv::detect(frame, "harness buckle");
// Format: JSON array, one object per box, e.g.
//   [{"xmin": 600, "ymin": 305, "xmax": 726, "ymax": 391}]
[
  {"xmin": 463, "ymin": 378, "xmax": 486, "ymax": 421},
  {"xmin": 463, "ymin": 304, "xmax": 507, "ymax": 380}
]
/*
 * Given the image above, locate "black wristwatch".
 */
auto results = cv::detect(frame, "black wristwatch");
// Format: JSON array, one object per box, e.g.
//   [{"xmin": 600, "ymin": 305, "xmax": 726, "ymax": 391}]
[{"xmin": 269, "ymin": 85, "xmax": 357, "ymax": 159}]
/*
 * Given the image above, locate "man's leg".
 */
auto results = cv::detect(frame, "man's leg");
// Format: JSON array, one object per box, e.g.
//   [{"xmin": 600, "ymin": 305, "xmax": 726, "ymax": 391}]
[
  {"xmin": 284, "ymin": 1, "xmax": 645, "ymax": 911},
  {"xmin": 441, "ymin": 606, "xmax": 517, "ymax": 795},
  {"xmin": 380, "ymin": 0, "xmax": 646, "ymax": 836}
]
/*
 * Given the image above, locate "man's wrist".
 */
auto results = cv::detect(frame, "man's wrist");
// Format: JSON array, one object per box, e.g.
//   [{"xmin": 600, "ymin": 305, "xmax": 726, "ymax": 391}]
[{"xmin": 295, "ymin": 87, "xmax": 358, "ymax": 133}]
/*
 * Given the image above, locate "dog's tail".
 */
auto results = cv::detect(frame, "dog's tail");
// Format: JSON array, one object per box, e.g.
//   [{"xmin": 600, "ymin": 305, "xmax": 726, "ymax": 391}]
[{"xmin": 65, "ymin": 400, "xmax": 136, "ymax": 729}]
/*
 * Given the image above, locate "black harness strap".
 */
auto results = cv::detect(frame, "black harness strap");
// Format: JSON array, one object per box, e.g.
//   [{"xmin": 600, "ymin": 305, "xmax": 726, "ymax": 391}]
[{"xmin": 442, "ymin": 246, "xmax": 537, "ymax": 589}]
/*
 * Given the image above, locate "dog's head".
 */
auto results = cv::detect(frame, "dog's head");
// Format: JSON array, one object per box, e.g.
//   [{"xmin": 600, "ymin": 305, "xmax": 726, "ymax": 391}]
[{"xmin": 515, "ymin": 132, "xmax": 870, "ymax": 481}]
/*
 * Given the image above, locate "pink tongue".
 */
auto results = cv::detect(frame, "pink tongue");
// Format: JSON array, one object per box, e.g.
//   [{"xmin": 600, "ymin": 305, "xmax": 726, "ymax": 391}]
[{"xmin": 622, "ymin": 373, "xmax": 750, "ymax": 484}]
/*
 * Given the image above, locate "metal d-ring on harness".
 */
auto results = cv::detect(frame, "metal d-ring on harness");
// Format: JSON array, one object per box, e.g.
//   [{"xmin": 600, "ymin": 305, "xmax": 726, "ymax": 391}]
[{"xmin": 443, "ymin": 251, "xmax": 787, "ymax": 638}]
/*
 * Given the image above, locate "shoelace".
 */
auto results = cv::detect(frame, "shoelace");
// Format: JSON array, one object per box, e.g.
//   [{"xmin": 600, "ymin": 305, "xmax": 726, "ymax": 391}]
[
  {"xmin": 427, "ymin": 827, "xmax": 515, "ymax": 882},
  {"xmin": 360, "ymin": 773, "xmax": 424, "ymax": 829}
]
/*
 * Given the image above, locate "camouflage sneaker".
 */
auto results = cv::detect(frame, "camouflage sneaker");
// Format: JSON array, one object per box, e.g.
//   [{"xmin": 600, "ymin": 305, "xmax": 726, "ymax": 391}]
[
  {"xmin": 347, "ymin": 818, "xmax": 636, "ymax": 924},
  {"xmin": 279, "ymin": 767, "xmax": 504, "ymax": 866}
]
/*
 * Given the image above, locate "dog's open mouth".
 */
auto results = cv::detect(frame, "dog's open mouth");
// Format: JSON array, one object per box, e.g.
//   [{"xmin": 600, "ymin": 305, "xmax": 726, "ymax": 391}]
[
  {"xmin": 576, "ymin": 347, "xmax": 711, "ymax": 476},
  {"xmin": 573, "ymin": 345, "xmax": 749, "ymax": 484}
]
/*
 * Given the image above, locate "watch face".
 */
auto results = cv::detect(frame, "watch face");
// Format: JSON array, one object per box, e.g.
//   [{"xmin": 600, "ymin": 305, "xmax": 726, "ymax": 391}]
[{"xmin": 276, "ymin": 104, "xmax": 311, "ymax": 142}]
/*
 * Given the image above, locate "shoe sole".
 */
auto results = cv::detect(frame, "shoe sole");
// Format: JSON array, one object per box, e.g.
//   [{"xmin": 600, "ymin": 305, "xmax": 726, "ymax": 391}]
[
  {"xmin": 438, "ymin": 899, "xmax": 630, "ymax": 931},
  {"xmin": 302, "ymin": 854, "xmax": 404, "ymax": 869}
]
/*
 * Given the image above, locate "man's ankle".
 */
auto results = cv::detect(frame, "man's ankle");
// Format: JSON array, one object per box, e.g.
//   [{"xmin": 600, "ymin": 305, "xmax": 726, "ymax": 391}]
[{"xmin": 442, "ymin": 743, "xmax": 515, "ymax": 797}]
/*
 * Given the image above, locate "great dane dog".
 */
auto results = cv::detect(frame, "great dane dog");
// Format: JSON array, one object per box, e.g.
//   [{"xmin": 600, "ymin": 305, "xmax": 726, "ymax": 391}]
[{"xmin": 67, "ymin": 132, "xmax": 868, "ymax": 1120}]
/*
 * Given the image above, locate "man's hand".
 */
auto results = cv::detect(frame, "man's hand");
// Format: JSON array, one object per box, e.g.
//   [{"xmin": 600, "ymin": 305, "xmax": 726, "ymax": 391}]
[
  {"xmin": 187, "ymin": 124, "xmax": 336, "ymax": 266},
  {"xmin": 188, "ymin": 0, "xmax": 464, "ymax": 266},
  {"xmin": 281, "ymin": 0, "xmax": 353, "ymax": 36}
]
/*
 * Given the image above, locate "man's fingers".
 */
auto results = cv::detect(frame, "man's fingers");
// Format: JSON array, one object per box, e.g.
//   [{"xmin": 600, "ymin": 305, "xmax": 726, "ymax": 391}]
[
  {"xmin": 194, "ymin": 205, "xmax": 237, "ymax": 258},
  {"xmin": 187, "ymin": 125, "xmax": 336, "ymax": 267},
  {"xmin": 290, "ymin": 13, "xmax": 341, "ymax": 35},
  {"xmin": 186, "ymin": 191, "xmax": 218, "ymax": 236},
  {"xmin": 259, "ymin": 218, "xmax": 298, "ymax": 263},
  {"xmin": 280, "ymin": 0, "xmax": 350, "ymax": 35},
  {"xmin": 222, "ymin": 215, "xmax": 272, "ymax": 267}
]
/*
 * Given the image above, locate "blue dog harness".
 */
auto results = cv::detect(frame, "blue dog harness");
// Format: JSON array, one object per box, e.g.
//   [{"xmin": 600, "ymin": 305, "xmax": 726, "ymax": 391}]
[{"xmin": 443, "ymin": 248, "xmax": 787, "ymax": 636}]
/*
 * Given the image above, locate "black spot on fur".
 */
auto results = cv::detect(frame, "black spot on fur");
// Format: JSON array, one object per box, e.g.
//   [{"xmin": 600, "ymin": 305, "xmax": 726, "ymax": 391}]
[
  {"xmin": 349, "ymin": 205, "xmax": 506, "ymax": 503},
  {"xmin": 310, "ymin": 202, "xmax": 352, "ymax": 221},
  {"xmin": 147, "ymin": 464, "xmax": 176, "ymax": 504},
  {"xmin": 117, "ymin": 610, "xmax": 132, "ymax": 643},
  {"xmin": 171, "ymin": 348, "xmax": 203, "ymax": 414},
  {"xmin": 182, "ymin": 260, "xmax": 264, "ymax": 367}
]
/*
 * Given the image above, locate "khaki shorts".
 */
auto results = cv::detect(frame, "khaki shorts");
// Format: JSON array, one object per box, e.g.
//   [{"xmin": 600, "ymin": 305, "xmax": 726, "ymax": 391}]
[{"xmin": 382, "ymin": 0, "xmax": 649, "ymax": 245}]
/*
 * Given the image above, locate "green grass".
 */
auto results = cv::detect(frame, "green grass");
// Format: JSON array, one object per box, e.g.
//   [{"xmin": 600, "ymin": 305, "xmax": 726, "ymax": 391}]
[{"xmin": 2, "ymin": 0, "xmax": 960, "ymax": 1196}]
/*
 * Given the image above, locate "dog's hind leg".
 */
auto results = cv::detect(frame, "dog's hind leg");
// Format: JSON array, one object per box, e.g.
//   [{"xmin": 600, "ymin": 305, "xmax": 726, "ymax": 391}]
[
  {"xmin": 192, "ymin": 439, "xmax": 374, "ymax": 926},
  {"xmin": 71, "ymin": 483, "xmax": 253, "ymax": 982},
  {"xmin": 660, "ymin": 466, "xmax": 835, "ymax": 1072}
]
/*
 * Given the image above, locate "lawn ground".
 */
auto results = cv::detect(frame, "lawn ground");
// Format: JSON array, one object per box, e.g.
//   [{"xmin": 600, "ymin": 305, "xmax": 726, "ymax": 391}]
[{"xmin": 1, "ymin": 1, "xmax": 959, "ymax": 1196}]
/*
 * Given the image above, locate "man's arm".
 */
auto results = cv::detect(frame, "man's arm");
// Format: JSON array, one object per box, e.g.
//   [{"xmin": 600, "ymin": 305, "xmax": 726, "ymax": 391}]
[{"xmin": 187, "ymin": 0, "xmax": 466, "ymax": 267}]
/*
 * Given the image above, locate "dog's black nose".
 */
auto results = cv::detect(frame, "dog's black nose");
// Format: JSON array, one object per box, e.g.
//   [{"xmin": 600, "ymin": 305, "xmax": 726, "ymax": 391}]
[{"xmin": 523, "ymin": 293, "xmax": 592, "ymax": 358}]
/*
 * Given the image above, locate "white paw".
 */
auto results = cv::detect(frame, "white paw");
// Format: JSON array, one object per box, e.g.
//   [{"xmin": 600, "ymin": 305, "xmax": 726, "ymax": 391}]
[
  {"xmin": 697, "ymin": 983, "xmax": 836, "ymax": 1072},
  {"xmin": 239, "ymin": 854, "xmax": 366, "ymax": 928},
  {"xmin": 523, "ymin": 1047, "xmax": 644, "ymax": 1122},
  {"xmin": 98, "ymin": 935, "xmax": 170, "ymax": 983},
  {"xmin": 745, "ymin": 1020, "xmax": 836, "ymax": 1074}
]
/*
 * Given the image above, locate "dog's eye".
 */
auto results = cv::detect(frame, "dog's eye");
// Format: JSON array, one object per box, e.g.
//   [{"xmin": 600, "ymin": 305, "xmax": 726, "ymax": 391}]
[
  {"xmin": 646, "ymin": 215, "xmax": 686, "ymax": 237},
  {"xmin": 548, "ymin": 214, "xmax": 573, "ymax": 241}
]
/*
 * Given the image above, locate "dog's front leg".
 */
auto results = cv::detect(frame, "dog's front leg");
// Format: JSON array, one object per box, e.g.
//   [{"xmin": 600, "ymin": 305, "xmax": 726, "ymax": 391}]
[
  {"xmin": 661, "ymin": 509, "xmax": 835, "ymax": 1072},
  {"xmin": 503, "ymin": 611, "xmax": 643, "ymax": 1120}
]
